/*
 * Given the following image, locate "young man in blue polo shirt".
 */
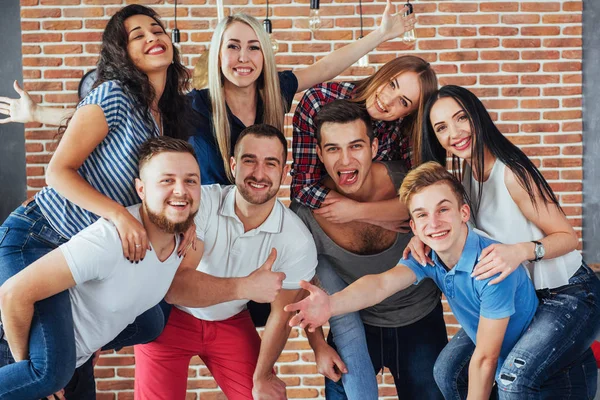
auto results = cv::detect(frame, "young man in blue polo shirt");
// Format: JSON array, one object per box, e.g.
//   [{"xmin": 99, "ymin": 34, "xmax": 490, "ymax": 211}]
[{"xmin": 285, "ymin": 161, "xmax": 538, "ymax": 399}]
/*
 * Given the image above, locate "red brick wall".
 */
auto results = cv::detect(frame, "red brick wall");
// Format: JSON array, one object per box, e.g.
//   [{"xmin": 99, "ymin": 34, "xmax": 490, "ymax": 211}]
[{"xmin": 17, "ymin": 0, "xmax": 583, "ymax": 398}]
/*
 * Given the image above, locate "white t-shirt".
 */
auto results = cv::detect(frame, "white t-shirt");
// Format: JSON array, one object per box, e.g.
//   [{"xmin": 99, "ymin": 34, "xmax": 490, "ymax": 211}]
[
  {"xmin": 60, "ymin": 204, "xmax": 181, "ymax": 367},
  {"xmin": 464, "ymin": 160, "xmax": 581, "ymax": 289},
  {"xmin": 176, "ymin": 185, "xmax": 317, "ymax": 321}
]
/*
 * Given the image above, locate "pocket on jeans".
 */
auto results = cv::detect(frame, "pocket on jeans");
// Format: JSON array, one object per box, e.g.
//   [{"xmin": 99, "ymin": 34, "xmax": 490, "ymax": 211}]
[{"xmin": 25, "ymin": 229, "xmax": 63, "ymax": 250}]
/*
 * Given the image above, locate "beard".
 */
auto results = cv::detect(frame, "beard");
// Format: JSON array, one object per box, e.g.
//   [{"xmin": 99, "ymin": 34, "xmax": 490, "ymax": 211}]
[
  {"xmin": 145, "ymin": 203, "xmax": 198, "ymax": 234},
  {"xmin": 237, "ymin": 177, "xmax": 279, "ymax": 205}
]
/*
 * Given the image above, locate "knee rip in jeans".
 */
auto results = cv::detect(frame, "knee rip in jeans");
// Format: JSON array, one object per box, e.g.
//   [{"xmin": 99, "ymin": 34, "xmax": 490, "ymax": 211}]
[{"xmin": 499, "ymin": 373, "xmax": 517, "ymax": 386}]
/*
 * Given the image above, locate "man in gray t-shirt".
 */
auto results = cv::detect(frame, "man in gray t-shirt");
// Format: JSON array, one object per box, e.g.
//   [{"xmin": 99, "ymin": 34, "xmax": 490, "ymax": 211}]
[{"xmin": 290, "ymin": 100, "xmax": 447, "ymax": 400}]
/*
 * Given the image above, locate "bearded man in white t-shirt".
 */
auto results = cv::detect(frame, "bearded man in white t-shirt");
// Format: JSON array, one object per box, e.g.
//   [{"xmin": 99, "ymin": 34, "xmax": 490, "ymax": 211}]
[
  {"xmin": 134, "ymin": 124, "xmax": 318, "ymax": 400},
  {"xmin": 0, "ymin": 137, "xmax": 201, "ymax": 400}
]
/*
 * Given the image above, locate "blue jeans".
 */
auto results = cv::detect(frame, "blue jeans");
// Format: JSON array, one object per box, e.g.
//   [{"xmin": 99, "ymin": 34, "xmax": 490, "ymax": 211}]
[
  {"xmin": 432, "ymin": 329, "xmax": 498, "ymax": 400},
  {"xmin": 0, "ymin": 201, "xmax": 75, "ymax": 400},
  {"xmin": 317, "ymin": 256, "xmax": 447, "ymax": 400},
  {"xmin": 0, "ymin": 201, "xmax": 170, "ymax": 399},
  {"xmin": 434, "ymin": 263, "xmax": 600, "ymax": 400},
  {"xmin": 316, "ymin": 256, "xmax": 379, "ymax": 400}
]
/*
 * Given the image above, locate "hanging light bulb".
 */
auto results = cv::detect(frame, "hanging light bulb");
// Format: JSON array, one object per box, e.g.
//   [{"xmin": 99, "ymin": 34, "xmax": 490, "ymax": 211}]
[
  {"xmin": 309, "ymin": 0, "xmax": 322, "ymax": 32},
  {"xmin": 171, "ymin": 0, "xmax": 180, "ymax": 44},
  {"xmin": 355, "ymin": 0, "xmax": 369, "ymax": 67},
  {"xmin": 402, "ymin": 0, "xmax": 417, "ymax": 44},
  {"xmin": 263, "ymin": 19, "xmax": 279, "ymax": 54},
  {"xmin": 263, "ymin": 0, "xmax": 279, "ymax": 54}
]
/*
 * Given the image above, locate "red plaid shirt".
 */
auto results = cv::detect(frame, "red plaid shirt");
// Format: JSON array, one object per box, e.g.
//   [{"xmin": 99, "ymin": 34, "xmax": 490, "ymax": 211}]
[{"xmin": 291, "ymin": 81, "xmax": 412, "ymax": 209}]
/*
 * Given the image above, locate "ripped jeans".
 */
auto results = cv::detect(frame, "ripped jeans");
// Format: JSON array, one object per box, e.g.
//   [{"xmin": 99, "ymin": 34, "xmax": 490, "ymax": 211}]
[{"xmin": 434, "ymin": 263, "xmax": 600, "ymax": 399}]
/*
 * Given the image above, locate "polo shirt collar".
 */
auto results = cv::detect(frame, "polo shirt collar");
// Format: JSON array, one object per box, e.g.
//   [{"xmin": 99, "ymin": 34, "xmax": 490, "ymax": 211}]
[
  {"xmin": 430, "ymin": 225, "xmax": 479, "ymax": 274},
  {"xmin": 218, "ymin": 186, "xmax": 284, "ymax": 234}
]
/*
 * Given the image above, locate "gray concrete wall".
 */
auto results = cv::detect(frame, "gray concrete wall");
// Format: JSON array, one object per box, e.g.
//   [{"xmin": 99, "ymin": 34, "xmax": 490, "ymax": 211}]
[
  {"xmin": 0, "ymin": 0, "xmax": 26, "ymax": 223},
  {"xmin": 583, "ymin": 0, "xmax": 600, "ymax": 265}
]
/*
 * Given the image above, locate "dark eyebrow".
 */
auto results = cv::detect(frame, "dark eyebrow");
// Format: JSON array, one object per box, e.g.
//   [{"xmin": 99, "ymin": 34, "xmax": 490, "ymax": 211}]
[
  {"xmin": 410, "ymin": 198, "xmax": 452, "ymax": 214},
  {"xmin": 402, "ymin": 95, "xmax": 413, "ymax": 106},
  {"xmin": 433, "ymin": 110, "xmax": 464, "ymax": 128},
  {"xmin": 128, "ymin": 22, "xmax": 161, "ymax": 35},
  {"xmin": 323, "ymin": 138, "xmax": 366, "ymax": 149},
  {"xmin": 241, "ymin": 153, "xmax": 281, "ymax": 165},
  {"xmin": 159, "ymin": 172, "xmax": 200, "ymax": 178}
]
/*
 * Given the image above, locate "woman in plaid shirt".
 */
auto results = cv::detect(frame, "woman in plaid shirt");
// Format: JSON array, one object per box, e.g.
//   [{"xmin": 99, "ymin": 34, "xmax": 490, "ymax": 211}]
[{"xmin": 291, "ymin": 56, "xmax": 437, "ymax": 225}]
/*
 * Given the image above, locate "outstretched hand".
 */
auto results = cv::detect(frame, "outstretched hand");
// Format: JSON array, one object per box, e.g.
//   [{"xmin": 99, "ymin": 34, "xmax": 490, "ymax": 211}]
[
  {"xmin": 0, "ymin": 81, "xmax": 37, "ymax": 124},
  {"xmin": 378, "ymin": 0, "xmax": 417, "ymax": 41},
  {"xmin": 284, "ymin": 280, "xmax": 331, "ymax": 332}
]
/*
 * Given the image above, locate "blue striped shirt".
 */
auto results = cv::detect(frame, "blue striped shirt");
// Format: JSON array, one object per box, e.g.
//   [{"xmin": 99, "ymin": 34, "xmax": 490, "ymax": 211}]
[{"xmin": 36, "ymin": 81, "xmax": 160, "ymax": 239}]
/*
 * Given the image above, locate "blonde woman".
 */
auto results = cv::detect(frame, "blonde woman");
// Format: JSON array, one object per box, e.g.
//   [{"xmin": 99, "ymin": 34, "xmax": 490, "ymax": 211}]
[{"xmin": 191, "ymin": 6, "xmax": 416, "ymax": 185}]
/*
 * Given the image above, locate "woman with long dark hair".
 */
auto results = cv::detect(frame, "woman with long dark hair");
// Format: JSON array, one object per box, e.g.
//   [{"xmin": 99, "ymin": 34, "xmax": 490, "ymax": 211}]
[
  {"xmin": 411, "ymin": 85, "xmax": 600, "ymax": 399},
  {"xmin": 0, "ymin": 5, "xmax": 193, "ymax": 399}
]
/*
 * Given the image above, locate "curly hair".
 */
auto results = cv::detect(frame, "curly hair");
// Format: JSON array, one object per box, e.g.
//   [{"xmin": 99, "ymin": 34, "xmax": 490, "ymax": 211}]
[{"xmin": 93, "ymin": 4, "xmax": 192, "ymax": 140}]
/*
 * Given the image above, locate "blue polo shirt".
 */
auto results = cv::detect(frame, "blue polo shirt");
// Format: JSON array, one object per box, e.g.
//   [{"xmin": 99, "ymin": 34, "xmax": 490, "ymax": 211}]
[
  {"xmin": 401, "ymin": 227, "xmax": 537, "ymax": 376},
  {"xmin": 187, "ymin": 71, "xmax": 299, "ymax": 185}
]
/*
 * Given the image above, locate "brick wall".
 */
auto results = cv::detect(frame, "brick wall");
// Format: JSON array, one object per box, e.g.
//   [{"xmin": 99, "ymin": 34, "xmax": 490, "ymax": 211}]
[{"xmin": 17, "ymin": 0, "xmax": 583, "ymax": 398}]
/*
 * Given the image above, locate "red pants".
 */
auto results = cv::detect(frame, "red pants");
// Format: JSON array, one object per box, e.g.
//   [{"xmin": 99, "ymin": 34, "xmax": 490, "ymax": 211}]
[{"xmin": 134, "ymin": 307, "xmax": 261, "ymax": 400}]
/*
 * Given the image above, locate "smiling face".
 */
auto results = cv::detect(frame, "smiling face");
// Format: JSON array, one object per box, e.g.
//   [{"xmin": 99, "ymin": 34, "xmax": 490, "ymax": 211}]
[
  {"xmin": 429, "ymin": 97, "xmax": 475, "ymax": 162},
  {"xmin": 219, "ymin": 21, "xmax": 264, "ymax": 90},
  {"xmin": 137, "ymin": 151, "xmax": 201, "ymax": 234},
  {"xmin": 124, "ymin": 14, "xmax": 173, "ymax": 76},
  {"xmin": 408, "ymin": 182, "xmax": 470, "ymax": 256},
  {"xmin": 317, "ymin": 119, "xmax": 378, "ymax": 196},
  {"xmin": 365, "ymin": 71, "xmax": 421, "ymax": 122},
  {"xmin": 230, "ymin": 134, "xmax": 287, "ymax": 205}
]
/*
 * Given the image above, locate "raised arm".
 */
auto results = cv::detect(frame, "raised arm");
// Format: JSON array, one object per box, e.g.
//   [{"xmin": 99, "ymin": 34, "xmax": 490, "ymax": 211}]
[
  {"xmin": 0, "ymin": 250, "xmax": 76, "ymax": 361},
  {"xmin": 294, "ymin": 0, "xmax": 415, "ymax": 92},
  {"xmin": 165, "ymin": 247, "xmax": 286, "ymax": 307},
  {"xmin": 0, "ymin": 80, "xmax": 74, "ymax": 126},
  {"xmin": 285, "ymin": 264, "xmax": 417, "ymax": 331},
  {"xmin": 473, "ymin": 167, "xmax": 580, "ymax": 284},
  {"xmin": 467, "ymin": 316, "xmax": 508, "ymax": 400}
]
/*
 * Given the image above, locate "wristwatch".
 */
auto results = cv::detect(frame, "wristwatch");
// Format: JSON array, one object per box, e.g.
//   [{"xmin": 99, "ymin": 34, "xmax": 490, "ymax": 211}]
[{"xmin": 530, "ymin": 240, "xmax": 545, "ymax": 262}]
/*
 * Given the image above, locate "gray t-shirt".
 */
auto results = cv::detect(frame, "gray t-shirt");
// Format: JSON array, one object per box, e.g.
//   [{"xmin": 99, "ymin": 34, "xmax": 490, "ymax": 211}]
[{"xmin": 291, "ymin": 162, "xmax": 441, "ymax": 327}]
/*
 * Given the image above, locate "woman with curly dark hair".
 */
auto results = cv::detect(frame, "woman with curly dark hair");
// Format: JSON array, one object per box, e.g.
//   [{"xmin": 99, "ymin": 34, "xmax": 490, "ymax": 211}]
[{"xmin": 0, "ymin": 5, "xmax": 194, "ymax": 399}]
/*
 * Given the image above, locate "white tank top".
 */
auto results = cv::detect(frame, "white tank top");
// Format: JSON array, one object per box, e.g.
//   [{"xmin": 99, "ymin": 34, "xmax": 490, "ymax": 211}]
[{"xmin": 463, "ymin": 159, "xmax": 581, "ymax": 290}]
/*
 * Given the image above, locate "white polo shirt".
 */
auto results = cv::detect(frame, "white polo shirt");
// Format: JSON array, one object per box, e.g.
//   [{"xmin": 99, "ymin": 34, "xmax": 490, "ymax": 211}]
[{"xmin": 176, "ymin": 184, "xmax": 317, "ymax": 321}]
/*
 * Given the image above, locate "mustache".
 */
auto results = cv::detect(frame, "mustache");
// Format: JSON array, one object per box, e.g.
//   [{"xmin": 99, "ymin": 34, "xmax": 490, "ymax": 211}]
[
  {"xmin": 244, "ymin": 177, "xmax": 272, "ymax": 185},
  {"xmin": 166, "ymin": 196, "xmax": 192, "ymax": 203}
]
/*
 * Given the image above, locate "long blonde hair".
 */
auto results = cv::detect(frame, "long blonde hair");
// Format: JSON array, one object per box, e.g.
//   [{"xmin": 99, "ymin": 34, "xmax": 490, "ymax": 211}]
[
  {"xmin": 208, "ymin": 14, "xmax": 286, "ymax": 182},
  {"xmin": 352, "ymin": 56, "xmax": 438, "ymax": 166}
]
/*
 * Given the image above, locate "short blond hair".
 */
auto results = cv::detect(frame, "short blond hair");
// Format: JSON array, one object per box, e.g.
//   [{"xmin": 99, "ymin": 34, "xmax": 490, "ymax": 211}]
[{"xmin": 399, "ymin": 162, "xmax": 467, "ymax": 211}]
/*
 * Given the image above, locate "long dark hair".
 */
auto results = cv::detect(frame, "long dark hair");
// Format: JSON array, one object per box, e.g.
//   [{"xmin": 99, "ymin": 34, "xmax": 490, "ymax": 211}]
[
  {"xmin": 65, "ymin": 5, "xmax": 191, "ymax": 140},
  {"xmin": 421, "ymin": 85, "xmax": 562, "ymax": 216}
]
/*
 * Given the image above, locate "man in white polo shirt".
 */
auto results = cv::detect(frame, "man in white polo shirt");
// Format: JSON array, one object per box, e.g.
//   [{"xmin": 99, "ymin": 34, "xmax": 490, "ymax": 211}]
[
  {"xmin": 134, "ymin": 124, "xmax": 318, "ymax": 400},
  {"xmin": 0, "ymin": 137, "xmax": 201, "ymax": 400}
]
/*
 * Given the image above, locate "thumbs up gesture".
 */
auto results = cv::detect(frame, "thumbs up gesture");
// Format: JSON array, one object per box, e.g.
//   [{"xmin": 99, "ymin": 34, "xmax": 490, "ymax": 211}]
[
  {"xmin": 242, "ymin": 248, "xmax": 286, "ymax": 303},
  {"xmin": 284, "ymin": 280, "xmax": 331, "ymax": 332}
]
